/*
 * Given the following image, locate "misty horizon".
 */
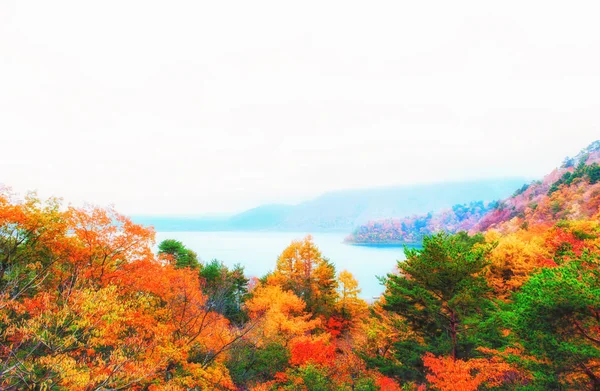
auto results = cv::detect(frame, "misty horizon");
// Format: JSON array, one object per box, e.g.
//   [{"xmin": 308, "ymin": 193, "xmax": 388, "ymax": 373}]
[
  {"xmin": 131, "ymin": 175, "xmax": 533, "ymax": 218},
  {"xmin": 2, "ymin": 1, "xmax": 600, "ymax": 215}
]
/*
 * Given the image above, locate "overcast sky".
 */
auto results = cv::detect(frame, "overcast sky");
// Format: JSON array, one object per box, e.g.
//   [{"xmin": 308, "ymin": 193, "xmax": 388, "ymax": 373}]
[{"xmin": 1, "ymin": 1, "xmax": 599, "ymax": 215}]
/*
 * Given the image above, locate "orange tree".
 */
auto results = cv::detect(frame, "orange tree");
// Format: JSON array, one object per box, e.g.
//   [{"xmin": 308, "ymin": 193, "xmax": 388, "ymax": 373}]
[{"xmin": 0, "ymin": 191, "xmax": 240, "ymax": 390}]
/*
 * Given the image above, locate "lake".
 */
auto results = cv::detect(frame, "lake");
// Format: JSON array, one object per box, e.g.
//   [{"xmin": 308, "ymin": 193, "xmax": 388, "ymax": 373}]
[{"xmin": 155, "ymin": 231, "xmax": 410, "ymax": 299}]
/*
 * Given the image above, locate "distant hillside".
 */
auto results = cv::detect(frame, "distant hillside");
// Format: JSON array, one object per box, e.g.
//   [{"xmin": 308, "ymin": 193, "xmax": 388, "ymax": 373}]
[
  {"xmin": 344, "ymin": 140, "xmax": 600, "ymax": 244},
  {"xmin": 226, "ymin": 204, "xmax": 293, "ymax": 229},
  {"xmin": 131, "ymin": 215, "xmax": 230, "ymax": 232},
  {"xmin": 471, "ymin": 140, "xmax": 600, "ymax": 233},
  {"xmin": 345, "ymin": 201, "xmax": 496, "ymax": 245},
  {"xmin": 134, "ymin": 178, "xmax": 527, "ymax": 232}
]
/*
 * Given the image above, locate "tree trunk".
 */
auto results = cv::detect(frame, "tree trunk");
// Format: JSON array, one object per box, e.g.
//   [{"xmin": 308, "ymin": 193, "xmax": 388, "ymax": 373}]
[{"xmin": 450, "ymin": 310, "xmax": 458, "ymax": 360}]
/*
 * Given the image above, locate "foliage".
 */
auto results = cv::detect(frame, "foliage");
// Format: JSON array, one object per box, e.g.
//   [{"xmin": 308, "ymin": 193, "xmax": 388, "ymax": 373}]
[
  {"xmin": 422, "ymin": 351, "xmax": 527, "ymax": 391},
  {"xmin": 474, "ymin": 147, "xmax": 600, "ymax": 233},
  {"xmin": 382, "ymin": 232, "xmax": 496, "ymax": 381},
  {"xmin": 289, "ymin": 336, "xmax": 336, "ymax": 367},
  {"xmin": 269, "ymin": 235, "xmax": 339, "ymax": 317},
  {"xmin": 505, "ymin": 257, "xmax": 600, "ymax": 390},
  {"xmin": 226, "ymin": 341, "xmax": 290, "ymax": 386},
  {"xmin": 337, "ymin": 269, "xmax": 368, "ymax": 321},
  {"xmin": 548, "ymin": 162, "xmax": 600, "ymax": 195},
  {"xmin": 0, "ymin": 191, "xmax": 241, "ymax": 390},
  {"xmin": 158, "ymin": 238, "xmax": 200, "ymax": 269},
  {"xmin": 385, "ymin": 233, "xmax": 492, "ymax": 356},
  {"xmin": 347, "ymin": 201, "xmax": 494, "ymax": 245},
  {"xmin": 512, "ymin": 182, "xmax": 531, "ymax": 197},
  {"xmin": 200, "ymin": 259, "xmax": 249, "ymax": 324},
  {"xmin": 245, "ymin": 284, "xmax": 319, "ymax": 344}
]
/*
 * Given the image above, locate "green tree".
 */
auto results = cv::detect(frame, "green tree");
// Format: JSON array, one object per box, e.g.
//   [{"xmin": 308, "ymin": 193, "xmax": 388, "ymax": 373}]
[
  {"xmin": 200, "ymin": 260, "xmax": 249, "ymax": 324},
  {"xmin": 157, "ymin": 239, "xmax": 199, "ymax": 269},
  {"xmin": 383, "ymin": 232, "xmax": 495, "ymax": 381},
  {"xmin": 281, "ymin": 364, "xmax": 332, "ymax": 391},
  {"xmin": 506, "ymin": 256, "xmax": 600, "ymax": 390},
  {"xmin": 548, "ymin": 162, "xmax": 600, "ymax": 195},
  {"xmin": 226, "ymin": 341, "xmax": 290, "ymax": 386}
]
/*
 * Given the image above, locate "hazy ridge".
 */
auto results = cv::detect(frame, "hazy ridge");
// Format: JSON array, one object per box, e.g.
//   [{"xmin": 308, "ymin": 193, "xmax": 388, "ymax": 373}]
[{"xmin": 134, "ymin": 178, "xmax": 528, "ymax": 232}]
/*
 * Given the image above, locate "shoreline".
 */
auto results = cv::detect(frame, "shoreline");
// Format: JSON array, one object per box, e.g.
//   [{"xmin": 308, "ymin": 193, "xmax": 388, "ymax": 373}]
[{"xmin": 344, "ymin": 241, "xmax": 422, "ymax": 248}]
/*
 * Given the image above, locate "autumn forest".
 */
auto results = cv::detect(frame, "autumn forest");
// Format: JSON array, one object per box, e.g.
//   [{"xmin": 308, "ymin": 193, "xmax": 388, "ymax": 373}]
[{"xmin": 1, "ymin": 141, "xmax": 600, "ymax": 391}]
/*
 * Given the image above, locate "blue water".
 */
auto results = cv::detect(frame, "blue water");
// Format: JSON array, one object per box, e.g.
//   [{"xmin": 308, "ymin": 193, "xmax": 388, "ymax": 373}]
[{"xmin": 155, "ymin": 231, "xmax": 409, "ymax": 299}]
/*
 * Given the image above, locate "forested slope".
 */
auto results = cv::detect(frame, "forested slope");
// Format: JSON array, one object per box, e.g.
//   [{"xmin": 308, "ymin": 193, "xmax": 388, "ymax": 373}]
[
  {"xmin": 347, "ymin": 140, "xmax": 600, "ymax": 245},
  {"xmin": 472, "ymin": 140, "xmax": 600, "ymax": 233},
  {"xmin": 346, "ymin": 201, "xmax": 495, "ymax": 245}
]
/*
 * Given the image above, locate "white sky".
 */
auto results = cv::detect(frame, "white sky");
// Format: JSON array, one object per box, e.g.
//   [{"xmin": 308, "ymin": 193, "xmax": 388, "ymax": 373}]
[{"xmin": 1, "ymin": 1, "xmax": 599, "ymax": 215}]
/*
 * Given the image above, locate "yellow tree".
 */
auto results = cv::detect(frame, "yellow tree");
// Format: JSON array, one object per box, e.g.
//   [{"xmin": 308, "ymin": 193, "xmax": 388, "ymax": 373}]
[
  {"xmin": 245, "ymin": 284, "xmax": 319, "ymax": 345},
  {"xmin": 270, "ymin": 235, "xmax": 338, "ymax": 316},
  {"xmin": 337, "ymin": 270, "xmax": 367, "ymax": 320},
  {"xmin": 484, "ymin": 227, "xmax": 550, "ymax": 300}
]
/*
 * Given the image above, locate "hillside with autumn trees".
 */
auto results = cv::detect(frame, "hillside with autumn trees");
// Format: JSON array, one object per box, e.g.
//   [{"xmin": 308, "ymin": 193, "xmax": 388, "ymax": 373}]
[
  {"xmin": 471, "ymin": 140, "xmax": 600, "ymax": 234},
  {"xmin": 345, "ymin": 201, "xmax": 497, "ymax": 245},
  {"xmin": 346, "ymin": 140, "xmax": 600, "ymax": 245},
  {"xmin": 2, "ymin": 141, "xmax": 600, "ymax": 390}
]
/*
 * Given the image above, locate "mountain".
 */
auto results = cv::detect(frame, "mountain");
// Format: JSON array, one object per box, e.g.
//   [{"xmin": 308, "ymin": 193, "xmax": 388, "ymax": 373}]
[
  {"xmin": 225, "ymin": 204, "xmax": 293, "ymax": 229},
  {"xmin": 134, "ymin": 178, "xmax": 528, "ymax": 232},
  {"xmin": 346, "ymin": 140, "xmax": 600, "ymax": 244}
]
